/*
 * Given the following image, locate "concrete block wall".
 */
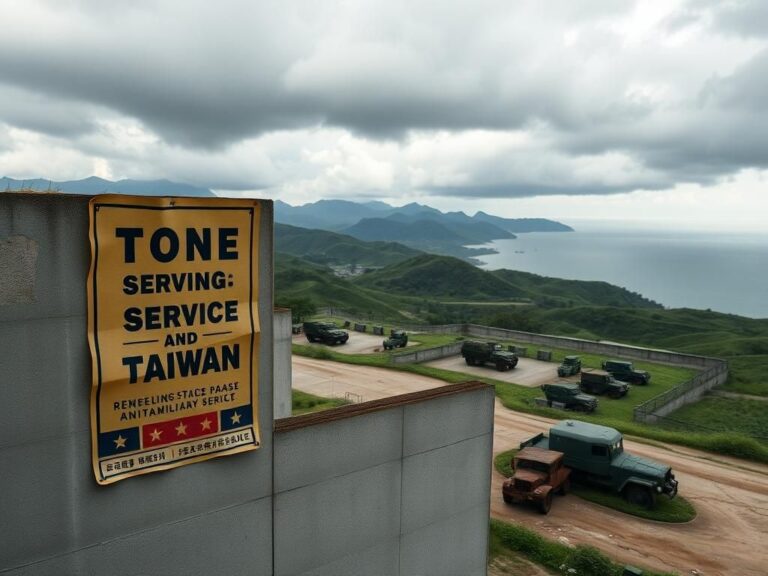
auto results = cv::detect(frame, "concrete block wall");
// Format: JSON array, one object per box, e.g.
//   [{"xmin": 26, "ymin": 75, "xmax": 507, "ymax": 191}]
[
  {"xmin": 0, "ymin": 193, "xmax": 275, "ymax": 575},
  {"xmin": 273, "ymin": 382, "xmax": 495, "ymax": 576}
]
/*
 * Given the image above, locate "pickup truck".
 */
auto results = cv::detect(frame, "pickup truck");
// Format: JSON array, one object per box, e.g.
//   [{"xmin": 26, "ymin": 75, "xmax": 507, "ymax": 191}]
[
  {"xmin": 502, "ymin": 447, "xmax": 571, "ymax": 514},
  {"xmin": 521, "ymin": 420, "xmax": 678, "ymax": 509}
]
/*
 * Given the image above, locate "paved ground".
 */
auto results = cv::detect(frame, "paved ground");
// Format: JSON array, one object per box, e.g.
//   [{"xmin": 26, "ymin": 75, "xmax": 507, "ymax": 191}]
[
  {"xmin": 292, "ymin": 355, "xmax": 768, "ymax": 576},
  {"xmin": 424, "ymin": 354, "xmax": 575, "ymax": 388},
  {"xmin": 292, "ymin": 331, "xmax": 419, "ymax": 355}
]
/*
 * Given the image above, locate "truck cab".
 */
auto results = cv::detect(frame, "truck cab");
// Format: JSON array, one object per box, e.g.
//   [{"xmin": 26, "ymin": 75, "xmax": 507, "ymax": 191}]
[{"xmin": 502, "ymin": 447, "xmax": 571, "ymax": 514}]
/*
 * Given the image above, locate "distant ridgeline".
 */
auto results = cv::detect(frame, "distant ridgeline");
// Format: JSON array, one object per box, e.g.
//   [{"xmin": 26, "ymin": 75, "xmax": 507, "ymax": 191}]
[
  {"xmin": 275, "ymin": 199, "xmax": 572, "ymax": 261},
  {"xmin": 1, "ymin": 176, "xmax": 214, "ymax": 197}
]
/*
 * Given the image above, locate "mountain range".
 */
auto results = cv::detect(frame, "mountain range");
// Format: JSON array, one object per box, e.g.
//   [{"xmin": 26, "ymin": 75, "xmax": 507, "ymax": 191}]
[
  {"xmin": 1, "ymin": 176, "xmax": 214, "ymax": 197},
  {"xmin": 275, "ymin": 199, "xmax": 572, "ymax": 260}
]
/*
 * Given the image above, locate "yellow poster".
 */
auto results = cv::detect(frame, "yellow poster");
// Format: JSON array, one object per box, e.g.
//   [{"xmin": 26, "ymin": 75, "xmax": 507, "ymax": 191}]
[{"xmin": 87, "ymin": 195, "xmax": 261, "ymax": 484}]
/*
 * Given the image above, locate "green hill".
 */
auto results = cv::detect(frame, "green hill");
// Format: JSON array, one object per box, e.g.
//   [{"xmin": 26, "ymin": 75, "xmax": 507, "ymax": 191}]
[
  {"xmin": 275, "ymin": 223, "xmax": 420, "ymax": 267},
  {"xmin": 491, "ymin": 269, "xmax": 660, "ymax": 309},
  {"xmin": 353, "ymin": 254, "xmax": 531, "ymax": 300}
]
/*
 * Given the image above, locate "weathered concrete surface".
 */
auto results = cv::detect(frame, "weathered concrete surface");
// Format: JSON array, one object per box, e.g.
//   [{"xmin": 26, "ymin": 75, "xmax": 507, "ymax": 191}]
[
  {"xmin": 274, "ymin": 383, "xmax": 496, "ymax": 576},
  {"xmin": 0, "ymin": 193, "xmax": 275, "ymax": 576},
  {"xmin": 425, "ymin": 355, "xmax": 560, "ymax": 388},
  {"xmin": 274, "ymin": 308, "xmax": 293, "ymax": 419}
]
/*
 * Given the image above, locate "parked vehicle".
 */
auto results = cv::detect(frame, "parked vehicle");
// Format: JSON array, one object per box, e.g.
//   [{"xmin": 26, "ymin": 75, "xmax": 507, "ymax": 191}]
[
  {"xmin": 602, "ymin": 360, "xmax": 651, "ymax": 385},
  {"xmin": 303, "ymin": 321, "xmax": 349, "ymax": 345},
  {"xmin": 502, "ymin": 447, "xmax": 571, "ymax": 514},
  {"xmin": 580, "ymin": 369, "xmax": 629, "ymax": 398},
  {"xmin": 541, "ymin": 383, "xmax": 598, "ymax": 412},
  {"xmin": 461, "ymin": 341, "xmax": 518, "ymax": 371},
  {"xmin": 521, "ymin": 420, "xmax": 678, "ymax": 509},
  {"xmin": 383, "ymin": 329, "xmax": 408, "ymax": 350},
  {"xmin": 557, "ymin": 355, "xmax": 582, "ymax": 377}
]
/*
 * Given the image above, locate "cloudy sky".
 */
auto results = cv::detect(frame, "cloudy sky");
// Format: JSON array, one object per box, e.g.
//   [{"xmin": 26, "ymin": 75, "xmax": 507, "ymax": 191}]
[{"xmin": 1, "ymin": 0, "xmax": 767, "ymax": 230}]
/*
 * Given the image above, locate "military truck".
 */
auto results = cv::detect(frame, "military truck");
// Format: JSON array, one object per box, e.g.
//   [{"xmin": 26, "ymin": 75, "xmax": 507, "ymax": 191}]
[
  {"xmin": 501, "ymin": 447, "xmax": 571, "ymax": 514},
  {"xmin": 580, "ymin": 369, "xmax": 629, "ymax": 398},
  {"xmin": 541, "ymin": 383, "xmax": 598, "ymax": 413},
  {"xmin": 602, "ymin": 360, "xmax": 651, "ymax": 385},
  {"xmin": 521, "ymin": 420, "xmax": 678, "ymax": 509},
  {"xmin": 303, "ymin": 321, "xmax": 349, "ymax": 345},
  {"xmin": 383, "ymin": 329, "xmax": 408, "ymax": 350},
  {"xmin": 461, "ymin": 341, "xmax": 518, "ymax": 371},
  {"xmin": 557, "ymin": 355, "xmax": 582, "ymax": 377}
]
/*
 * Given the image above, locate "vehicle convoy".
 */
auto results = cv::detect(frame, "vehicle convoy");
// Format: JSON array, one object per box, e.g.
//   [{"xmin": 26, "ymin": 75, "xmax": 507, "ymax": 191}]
[
  {"xmin": 303, "ymin": 321, "xmax": 349, "ymax": 345},
  {"xmin": 541, "ymin": 383, "xmax": 598, "ymax": 412},
  {"xmin": 557, "ymin": 355, "xmax": 582, "ymax": 377},
  {"xmin": 521, "ymin": 420, "xmax": 678, "ymax": 509},
  {"xmin": 580, "ymin": 369, "xmax": 629, "ymax": 398},
  {"xmin": 501, "ymin": 447, "xmax": 571, "ymax": 514},
  {"xmin": 383, "ymin": 329, "xmax": 408, "ymax": 350},
  {"xmin": 461, "ymin": 340, "xmax": 518, "ymax": 371},
  {"xmin": 602, "ymin": 360, "xmax": 651, "ymax": 385}
]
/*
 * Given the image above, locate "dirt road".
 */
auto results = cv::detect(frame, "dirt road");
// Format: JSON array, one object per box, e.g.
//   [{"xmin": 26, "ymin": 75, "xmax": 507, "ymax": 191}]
[
  {"xmin": 293, "ymin": 356, "xmax": 768, "ymax": 576},
  {"xmin": 292, "ymin": 331, "xmax": 419, "ymax": 355}
]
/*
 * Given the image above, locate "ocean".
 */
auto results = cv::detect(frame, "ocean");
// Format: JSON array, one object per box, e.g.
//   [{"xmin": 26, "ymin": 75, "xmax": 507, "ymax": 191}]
[{"xmin": 472, "ymin": 226, "xmax": 768, "ymax": 319}]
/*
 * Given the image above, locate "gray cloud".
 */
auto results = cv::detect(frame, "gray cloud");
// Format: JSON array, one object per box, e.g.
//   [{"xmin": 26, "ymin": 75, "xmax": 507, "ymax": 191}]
[{"xmin": 0, "ymin": 0, "xmax": 766, "ymax": 200}]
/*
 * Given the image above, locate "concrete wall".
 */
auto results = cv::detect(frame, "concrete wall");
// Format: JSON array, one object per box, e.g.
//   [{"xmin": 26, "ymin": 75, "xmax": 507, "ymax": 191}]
[
  {"xmin": 0, "ymin": 193, "xmax": 275, "ymax": 575},
  {"xmin": 464, "ymin": 324, "xmax": 722, "ymax": 369},
  {"xmin": 273, "ymin": 382, "xmax": 495, "ymax": 576},
  {"xmin": 391, "ymin": 342, "xmax": 464, "ymax": 365},
  {"xmin": 635, "ymin": 364, "xmax": 729, "ymax": 423},
  {"xmin": 1, "ymin": 194, "xmax": 495, "ymax": 576},
  {"xmin": 274, "ymin": 308, "xmax": 293, "ymax": 420}
]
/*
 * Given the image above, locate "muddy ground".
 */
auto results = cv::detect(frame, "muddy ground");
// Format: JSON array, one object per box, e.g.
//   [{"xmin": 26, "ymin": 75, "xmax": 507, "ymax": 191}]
[{"xmin": 293, "ymin": 355, "xmax": 768, "ymax": 576}]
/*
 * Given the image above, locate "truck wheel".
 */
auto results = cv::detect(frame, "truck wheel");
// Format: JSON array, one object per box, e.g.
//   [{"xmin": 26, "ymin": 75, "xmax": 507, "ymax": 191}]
[
  {"xmin": 625, "ymin": 485, "xmax": 655, "ymax": 509},
  {"xmin": 465, "ymin": 357, "xmax": 473, "ymax": 366},
  {"xmin": 538, "ymin": 492, "xmax": 553, "ymax": 514},
  {"xmin": 502, "ymin": 493, "xmax": 513, "ymax": 505},
  {"xmin": 496, "ymin": 361, "xmax": 506, "ymax": 371},
  {"xmin": 559, "ymin": 479, "xmax": 570, "ymax": 495}
]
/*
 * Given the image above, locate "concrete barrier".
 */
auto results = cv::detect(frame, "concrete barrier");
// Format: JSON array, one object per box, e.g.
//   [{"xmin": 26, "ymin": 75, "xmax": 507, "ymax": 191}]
[{"xmin": 391, "ymin": 342, "xmax": 464, "ymax": 365}]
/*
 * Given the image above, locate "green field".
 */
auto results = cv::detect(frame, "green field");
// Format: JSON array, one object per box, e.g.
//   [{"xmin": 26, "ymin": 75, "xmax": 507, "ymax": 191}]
[{"xmin": 661, "ymin": 396, "xmax": 768, "ymax": 439}]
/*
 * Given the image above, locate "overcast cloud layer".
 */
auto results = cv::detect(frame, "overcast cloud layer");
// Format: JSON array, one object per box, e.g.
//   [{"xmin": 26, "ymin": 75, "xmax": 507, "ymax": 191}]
[{"xmin": 1, "ymin": 0, "xmax": 767, "ymax": 225}]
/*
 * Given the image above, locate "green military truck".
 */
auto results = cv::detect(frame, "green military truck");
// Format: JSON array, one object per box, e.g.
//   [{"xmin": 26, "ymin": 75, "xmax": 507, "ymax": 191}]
[
  {"xmin": 461, "ymin": 341, "xmax": 518, "ymax": 371},
  {"xmin": 602, "ymin": 360, "xmax": 651, "ymax": 385},
  {"xmin": 521, "ymin": 420, "xmax": 678, "ymax": 509},
  {"xmin": 383, "ymin": 329, "xmax": 408, "ymax": 350},
  {"xmin": 557, "ymin": 355, "xmax": 582, "ymax": 377},
  {"xmin": 580, "ymin": 369, "xmax": 629, "ymax": 398},
  {"xmin": 303, "ymin": 321, "xmax": 349, "ymax": 345},
  {"xmin": 541, "ymin": 383, "xmax": 598, "ymax": 412}
]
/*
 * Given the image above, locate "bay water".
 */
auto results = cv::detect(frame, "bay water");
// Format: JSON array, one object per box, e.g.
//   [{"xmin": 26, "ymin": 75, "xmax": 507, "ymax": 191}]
[{"xmin": 473, "ymin": 225, "xmax": 768, "ymax": 319}]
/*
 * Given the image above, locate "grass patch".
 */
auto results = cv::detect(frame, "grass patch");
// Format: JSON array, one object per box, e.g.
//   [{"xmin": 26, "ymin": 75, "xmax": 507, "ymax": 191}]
[
  {"xmin": 572, "ymin": 485, "xmax": 696, "ymax": 523},
  {"xmin": 722, "ymin": 355, "xmax": 768, "ymax": 397},
  {"xmin": 490, "ymin": 519, "xmax": 675, "ymax": 576},
  {"xmin": 661, "ymin": 395, "xmax": 768, "ymax": 439},
  {"xmin": 494, "ymin": 449, "xmax": 696, "ymax": 523},
  {"xmin": 291, "ymin": 390, "xmax": 349, "ymax": 415}
]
